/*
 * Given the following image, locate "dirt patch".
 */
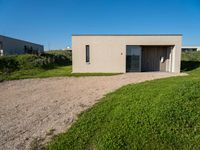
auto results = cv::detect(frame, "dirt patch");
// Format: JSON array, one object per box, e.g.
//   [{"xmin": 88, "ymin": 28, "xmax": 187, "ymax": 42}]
[{"xmin": 0, "ymin": 72, "xmax": 185, "ymax": 149}]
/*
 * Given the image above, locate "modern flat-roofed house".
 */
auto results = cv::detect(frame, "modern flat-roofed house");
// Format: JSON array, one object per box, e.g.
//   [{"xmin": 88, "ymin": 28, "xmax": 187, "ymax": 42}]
[
  {"xmin": 0, "ymin": 35, "xmax": 44, "ymax": 56},
  {"xmin": 72, "ymin": 34, "xmax": 182, "ymax": 73},
  {"xmin": 182, "ymin": 46, "xmax": 200, "ymax": 52}
]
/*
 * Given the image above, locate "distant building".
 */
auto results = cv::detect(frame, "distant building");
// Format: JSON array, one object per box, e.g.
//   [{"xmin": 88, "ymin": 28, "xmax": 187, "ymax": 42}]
[
  {"xmin": 63, "ymin": 47, "xmax": 72, "ymax": 55},
  {"xmin": 63, "ymin": 47, "xmax": 72, "ymax": 51},
  {"xmin": 182, "ymin": 46, "xmax": 200, "ymax": 52},
  {"xmin": 0, "ymin": 35, "xmax": 44, "ymax": 56}
]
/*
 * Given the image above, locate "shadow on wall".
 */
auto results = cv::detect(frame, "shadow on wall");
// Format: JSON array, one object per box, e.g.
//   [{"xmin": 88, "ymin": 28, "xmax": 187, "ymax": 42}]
[{"xmin": 181, "ymin": 61, "xmax": 200, "ymax": 71}]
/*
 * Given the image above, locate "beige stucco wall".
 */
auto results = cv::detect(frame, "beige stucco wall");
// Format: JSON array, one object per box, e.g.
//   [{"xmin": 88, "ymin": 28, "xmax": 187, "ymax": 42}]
[{"xmin": 72, "ymin": 35, "xmax": 182, "ymax": 73}]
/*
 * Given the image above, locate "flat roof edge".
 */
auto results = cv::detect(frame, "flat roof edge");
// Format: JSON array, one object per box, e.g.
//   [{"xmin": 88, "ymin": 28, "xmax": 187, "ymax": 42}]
[
  {"xmin": 72, "ymin": 34, "xmax": 183, "ymax": 36},
  {"xmin": 0, "ymin": 35, "xmax": 44, "ymax": 47}
]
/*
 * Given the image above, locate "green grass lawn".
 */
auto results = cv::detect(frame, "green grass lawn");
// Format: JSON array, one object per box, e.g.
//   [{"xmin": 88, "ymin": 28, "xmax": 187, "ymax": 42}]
[
  {"xmin": 44, "ymin": 66, "xmax": 200, "ymax": 149},
  {"xmin": 0, "ymin": 66, "xmax": 119, "ymax": 81}
]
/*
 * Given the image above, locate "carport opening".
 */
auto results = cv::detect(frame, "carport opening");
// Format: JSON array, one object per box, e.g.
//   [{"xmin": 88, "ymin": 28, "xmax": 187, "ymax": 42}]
[{"xmin": 126, "ymin": 45, "xmax": 173, "ymax": 72}]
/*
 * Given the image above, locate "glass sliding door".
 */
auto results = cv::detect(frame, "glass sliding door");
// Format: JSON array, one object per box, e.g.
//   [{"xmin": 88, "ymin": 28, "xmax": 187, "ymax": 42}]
[{"xmin": 126, "ymin": 45, "xmax": 141, "ymax": 72}]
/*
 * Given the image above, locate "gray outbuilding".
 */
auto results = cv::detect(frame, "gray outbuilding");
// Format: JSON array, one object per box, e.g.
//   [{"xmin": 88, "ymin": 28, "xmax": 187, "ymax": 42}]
[
  {"xmin": 182, "ymin": 46, "xmax": 200, "ymax": 52},
  {"xmin": 0, "ymin": 35, "xmax": 44, "ymax": 56}
]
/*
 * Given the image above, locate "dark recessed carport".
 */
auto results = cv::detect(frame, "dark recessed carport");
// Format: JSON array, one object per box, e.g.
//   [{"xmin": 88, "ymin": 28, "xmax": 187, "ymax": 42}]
[{"xmin": 126, "ymin": 45, "xmax": 173, "ymax": 72}]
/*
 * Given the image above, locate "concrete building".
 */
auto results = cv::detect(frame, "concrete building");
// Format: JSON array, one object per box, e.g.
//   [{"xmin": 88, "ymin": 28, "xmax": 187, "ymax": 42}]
[
  {"xmin": 0, "ymin": 35, "xmax": 44, "ymax": 56},
  {"xmin": 72, "ymin": 34, "xmax": 182, "ymax": 73},
  {"xmin": 182, "ymin": 46, "xmax": 200, "ymax": 52}
]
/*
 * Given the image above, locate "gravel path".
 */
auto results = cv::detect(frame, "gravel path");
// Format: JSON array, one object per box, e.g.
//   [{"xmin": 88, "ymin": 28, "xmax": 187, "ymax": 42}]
[{"xmin": 0, "ymin": 72, "xmax": 184, "ymax": 150}]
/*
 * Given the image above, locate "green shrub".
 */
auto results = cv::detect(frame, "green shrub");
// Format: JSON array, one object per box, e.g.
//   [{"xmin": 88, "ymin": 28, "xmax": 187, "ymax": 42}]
[
  {"xmin": 41, "ymin": 52, "xmax": 71, "ymax": 66},
  {"xmin": 16, "ymin": 54, "xmax": 40, "ymax": 69},
  {"xmin": 0, "ymin": 56, "xmax": 19, "ymax": 74},
  {"xmin": 53, "ymin": 54, "xmax": 71, "ymax": 65},
  {"xmin": 0, "ymin": 52, "xmax": 72, "ymax": 75},
  {"xmin": 15, "ymin": 54, "xmax": 54, "ymax": 69},
  {"xmin": 181, "ymin": 61, "xmax": 200, "ymax": 71},
  {"xmin": 182, "ymin": 51, "xmax": 200, "ymax": 61},
  {"xmin": 47, "ymin": 50, "xmax": 72, "ymax": 63},
  {"xmin": 181, "ymin": 51, "xmax": 200, "ymax": 72},
  {"xmin": 32, "ymin": 57, "xmax": 51, "ymax": 68}
]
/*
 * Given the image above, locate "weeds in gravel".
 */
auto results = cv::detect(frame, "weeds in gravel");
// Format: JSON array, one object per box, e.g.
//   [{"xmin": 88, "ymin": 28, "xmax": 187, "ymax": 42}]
[
  {"xmin": 46, "ymin": 129, "xmax": 56, "ymax": 136},
  {"xmin": 30, "ymin": 137, "xmax": 44, "ymax": 150}
]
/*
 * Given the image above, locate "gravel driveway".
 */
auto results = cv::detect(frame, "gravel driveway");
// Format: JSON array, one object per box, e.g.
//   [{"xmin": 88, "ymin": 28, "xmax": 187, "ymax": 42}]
[{"xmin": 0, "ymin": 72, "xmax": 184, "ymax": 150}]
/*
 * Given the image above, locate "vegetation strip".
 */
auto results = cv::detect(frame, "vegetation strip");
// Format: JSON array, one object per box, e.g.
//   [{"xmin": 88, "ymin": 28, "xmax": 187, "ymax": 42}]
[{"xmin": 0, "ymin": 51, "xmax": 118, "ymax": 81}]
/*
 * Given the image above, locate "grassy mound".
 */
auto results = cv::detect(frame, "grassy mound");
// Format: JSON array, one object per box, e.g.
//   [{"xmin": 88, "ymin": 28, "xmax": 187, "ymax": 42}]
[
  {"xmin": 0, "ymin": 53, "xmax": 71, "ymax": 73},
  {"xmin": 182, "ymin": 51, "xmax": 200, "ymax": 61},
  {"xmin": 44, "ymin": 70, "xmax": 200, "ymax": 149},
  {"xmin": 0, "ymin": 53, "xmax": 71, "ymax": 81},
  {"xmin": 181, "ymin": 51, "xmax": 200, "ymax": 71},
  {"xmin": 44, "ymin": 52, "xmax": 200, "ymax": 149}
]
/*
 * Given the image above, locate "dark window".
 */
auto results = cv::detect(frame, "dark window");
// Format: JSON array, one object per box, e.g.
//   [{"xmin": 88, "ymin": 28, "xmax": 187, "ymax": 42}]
[
  {"xmin": 24, "ymin": 46, "xmax": 27, "ymax": 53},
  {"xmin": 0, "ymin": 42, "xmax": 3, "ymax": 49},
  {"xmin": 86, "ymin": 45, "xmax": 90, "ymax": 63},
  {"xmin": 0, "ymin": 42, "xmax": 3, "ymax": 56}
]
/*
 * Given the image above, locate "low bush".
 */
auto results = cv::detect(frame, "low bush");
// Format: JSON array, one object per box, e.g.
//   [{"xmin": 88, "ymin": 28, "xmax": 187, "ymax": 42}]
[
  {"xmin": 47, "ymin": 50, "xmax": 72, "ymax": 63},
  {"xmin": 182, "ymin": 51, "xmax": 200, "ymax": 61},
  {"xmin": 15, "ymin": 54, "xmax": 49, "ymax": 69},
  {"xmin": 41, "ymin": 53, "xmax": 71, "ymax": 66},
  {"xmin": 181, "ymin": 61, "xmax": 200, "ymax": 71},
  {"xmin": 181, "ymin": 51, "xmax": 200, "ymax": 72},
  {"xmin": 0, "ymin": 56, "xmax": 19, "ymax": 74},
  {"xmin": 0, "ymin": 51, "xmax": 72, "ymax": 75}
]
